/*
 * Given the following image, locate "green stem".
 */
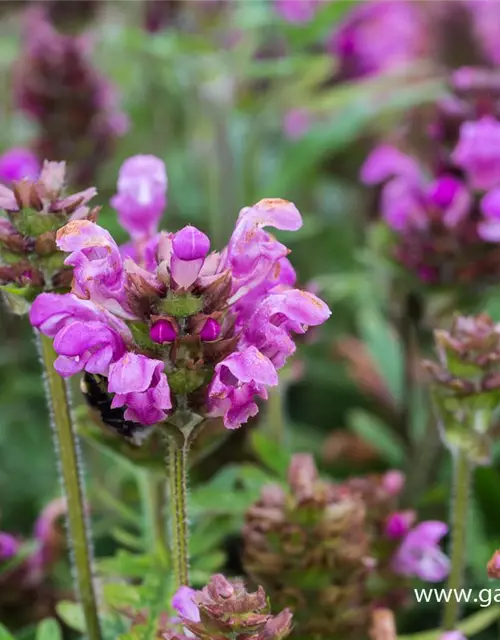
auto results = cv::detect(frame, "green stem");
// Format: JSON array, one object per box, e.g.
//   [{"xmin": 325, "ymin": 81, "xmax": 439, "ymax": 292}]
[
  {"xmin": 37, "ymin": 333, "xmax": 102, "ymax": 640},
  {"xmin": 167, "ymin": 434, "xmax": 190, "ymax": 588},
  {"xmin": 138, "ymin": 471, "xmax": 168, "ymax": 565},
  {"xmin": 267, "ymin": 383, "xmax": 287, "ymax": 446},
  {"xmin": 443, "ymin": 450, "xmax": 472, "ymax": 631}
]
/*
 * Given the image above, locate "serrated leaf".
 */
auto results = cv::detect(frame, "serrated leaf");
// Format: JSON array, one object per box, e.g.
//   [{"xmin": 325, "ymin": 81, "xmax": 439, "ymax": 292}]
[
  {"xmin": 56, "ymin": 601, "xmax": 85, "ymax": 633},
  {"xmin": 348, "ymin": 409, "xmax": 406, "ymax": 465},
  {"xmin": 36, "ymin": 618, "xmax": 62, "ymax": 640}
]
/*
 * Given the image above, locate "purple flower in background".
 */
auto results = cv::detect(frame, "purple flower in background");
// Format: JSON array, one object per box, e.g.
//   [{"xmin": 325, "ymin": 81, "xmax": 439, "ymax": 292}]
[
  {"xmin": 452, "ymin": 116, "xmax": 500, "ymax": 191},
  {"xmin": 0, "ymin": 534, "xmax": 19, "ymax": 561},
  {"xmin": 329, "ymin": 0, "xmax": 427, "ymax": 79},
  {"xmin": 31, "ymin": 174, "xmax": 330, "ymax": 435},
  {"xmin": 111, "ymin": 155, "xmax": 168, "ymax": 239},
  {"xmin": 274, "ymin": 0, "xmax": 322, "ymax": 23},
  {"xmin": 283, "ymin": 108, "xmax": 312, "ymax": 140},
  {"xmin": 172, "ymin": 586, "xmax": 200, "ymax": 623},
  {"xmin": 360, "ymin": 144, "xmax": 421, "ymax": 185},
  {"xmin": 14, "ymin": 7, "xmax": 127, "ymax": 186},
  {"xmin": 479, "ymin": 188, "xmax": 500, "ymax": 241},
  {"xmin": 0, "ymin": 148, "xmax": 40, "ymax": 184},
  {"xmin": 440, "ymin": 633, "xmax": 466, "ymax": 640},
  {"xmin": 392, "ymin": 521, "xmax": 450, "ymax": 582}
]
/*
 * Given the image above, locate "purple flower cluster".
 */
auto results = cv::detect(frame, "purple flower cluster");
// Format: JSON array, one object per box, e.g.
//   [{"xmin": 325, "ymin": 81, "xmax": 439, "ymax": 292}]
[
  {"xmin": 30, "ymin": 155, "xmax": 330, "ymax": 434},
  {"xmin": 361, "ymin": 68, "xmax": 500, "ymax": 285},
  {"xmin": 14, "ymin": 7, "xmax": 127, "ymax": 186},
  {"xmin": 329, "ymin": 0, "xmax": 428, "ymax": 79},
  {"xmin": 0, "ymin": 498, "xmax": 66, "ymax": 589}
]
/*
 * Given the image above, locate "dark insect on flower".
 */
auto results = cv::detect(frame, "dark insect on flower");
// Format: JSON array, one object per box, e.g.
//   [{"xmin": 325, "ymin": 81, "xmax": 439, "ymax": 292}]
[{"xmin": 80, "ymin": 372, "xmax": 145, "ymax": 444}]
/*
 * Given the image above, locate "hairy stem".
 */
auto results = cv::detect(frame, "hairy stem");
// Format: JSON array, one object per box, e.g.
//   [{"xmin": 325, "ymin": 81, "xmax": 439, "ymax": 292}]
[
  {"xmin": 138, "ymin": 471, "xmax": 168, "ymax": 565},
  {"xmin": 443, "ymin": 450, "xmax": 472, "ymax": 630},
  {"xmin": 167, "ymin": 434, "xmax": 190, "ymax": 588},
  {"xmin": 37, "ymin": 333, "xmax": 102, "ymax": 640}
]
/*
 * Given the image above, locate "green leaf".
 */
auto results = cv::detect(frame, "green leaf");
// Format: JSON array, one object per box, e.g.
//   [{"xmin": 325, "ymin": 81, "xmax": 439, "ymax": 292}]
[
  {"xmin": 55, "ymin": 601, "xmax": 85, "ymax": 633},
  {"xmin": 251, "ymin": 431, "xmax": 289, "ymax": 477},
  {"xmin": 104, "ymin": 582, "xmax": 142, "ymax": 609},
  {"xmin": 348, "ymin": 409, "xmax": 406, "ymax": 465},
  {"xmin": 36, "ymin": 619, "xmax": 62, "ymax": 640},
  {"xmin": 357, "ymin": 304, "xmax": 403, "ymax": 405},
  {"xmin": 0, "ymin": 624, "xmax": 16, "ymax": 640}
]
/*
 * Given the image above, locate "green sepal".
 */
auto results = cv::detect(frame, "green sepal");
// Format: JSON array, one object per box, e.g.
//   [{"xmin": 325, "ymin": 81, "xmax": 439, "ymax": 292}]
[
  {"xmin": 158, "ymin": 292, "xmax": 203, "ymax": 317},
  {"xmin": 33, "ymin": 251, "xmax": 66, "ymax": 274},
  {"xmin": 15, "ymin": 208, "xmax": 65, "ymax": 237},
  {"xmin": 168, "ymin": 367, "xmax": 208, "ymax": 395}
]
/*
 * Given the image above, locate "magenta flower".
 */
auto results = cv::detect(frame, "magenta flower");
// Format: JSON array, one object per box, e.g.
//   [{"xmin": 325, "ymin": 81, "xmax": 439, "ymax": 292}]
[
  {"xmin": 274, "ymin": 0, "xmax": 322, "ymax": 23},
  {"xmin": 53, "ymin": 321, "xmax": 126, "ymax": 377},
  {"xmin": 440, "ymin": 633, "xmax": 466, "ymax": 640},
  {"xmin": 0, "ymin": 148, "xmax": 40, "ymax": 184},
  {"xmin": 30, "ymin": 181, "xmax": 330, "ymax": 434},
  {"xmin": 108, "ymin": 354, "xmax": 172, "ymax": 425},
  {"xmin": 208, "ymin": 346, "xmax": 278, "ymax": 429},
  {"xmin": 0, "ymin": 533, "xmax": 20, "ymax": 561},
  {"xmin": 385, "ymin": 511, "xmax": 415, "ymax": 540},
  {"xmin": 172, "ymin": 586, "xmax": 200, "ymax": 623},
  {"xmin": 452, "ymin": 116, "xmax": 500, "ymax": 191},
  {"xmin": 111, "ymin": 155, "xmax": 167, "ymax": 239},
  {"xmin": 392, "ymin": 521, "xmax": 450, "ymax": 582},
  {"xmin": 360, "ymin": 144, "xmax": 420, "ymax": 186},
  {"xmin": 329, "ymin": 1, "xmax": 427, "ymax": 79},
  {"xmin": 57, "ymin": 220, "xmax": 133, "ymax": 318},
  {"xmin": 479, "ymin": 188, "xmax": 500, "ymax": 241}
]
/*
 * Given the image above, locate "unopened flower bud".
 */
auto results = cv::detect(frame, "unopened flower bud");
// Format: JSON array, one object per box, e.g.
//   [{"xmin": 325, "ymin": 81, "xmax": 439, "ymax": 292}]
[
  {"xmin": 487, "ymin": 549, "xmax": 500, "ymax": 579},
  {"xmin": 385, "ymin": 511, "xmax": 415, "ymax": 539},
  {"xmin": 172, "ymin": 226, "xmax": 210, "ymax": 261},
  {"xmin": 150, "ymin": 319, "xmax": 177, "ymax": 344},
  {"xmin": 288, "ymin": 453, "xmax": 317, "ymax": 498},
  {"xmin": 381, "ymin": 470, "xmax": 405, "ymax": 496},
  {"xmin": 200, "ymin": 318, "xmax": 221, "ymax": 341}
]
